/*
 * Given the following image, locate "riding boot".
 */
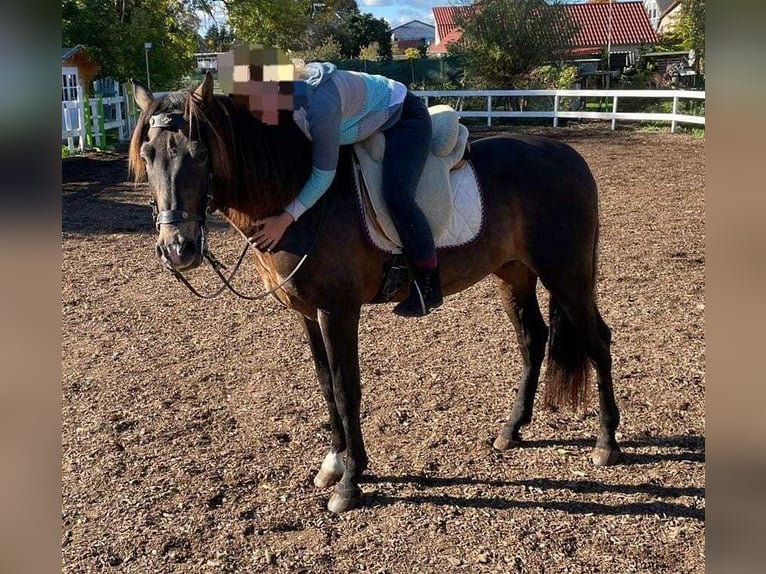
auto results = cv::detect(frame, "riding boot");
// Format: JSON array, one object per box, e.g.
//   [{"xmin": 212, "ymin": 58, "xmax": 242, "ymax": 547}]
[{"xmin": 393, "ymin": 265, "xmax": 443, "ymax": 317}]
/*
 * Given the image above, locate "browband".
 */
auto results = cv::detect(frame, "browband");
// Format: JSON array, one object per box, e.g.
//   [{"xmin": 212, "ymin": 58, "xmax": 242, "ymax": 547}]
[{"xmin": 149, "ymin": 112, "xmax": 187, "ymax": 130}]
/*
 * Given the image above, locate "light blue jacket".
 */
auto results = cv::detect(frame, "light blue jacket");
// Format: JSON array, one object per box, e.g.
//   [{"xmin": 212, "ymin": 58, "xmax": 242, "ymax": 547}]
[{"xmin": 286, "ymin": 63, "xmax": 407, "ymax": 220}]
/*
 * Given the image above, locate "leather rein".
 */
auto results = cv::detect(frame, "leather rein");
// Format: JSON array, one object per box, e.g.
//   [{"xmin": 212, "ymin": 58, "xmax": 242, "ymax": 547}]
[{"xmin": 148, "ymin": 111, "xmax": 320, "ymax": 301}]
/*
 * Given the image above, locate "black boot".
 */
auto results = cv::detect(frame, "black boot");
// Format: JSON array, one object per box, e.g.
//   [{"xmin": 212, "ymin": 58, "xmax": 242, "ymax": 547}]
[{"xmin": 393, "ymin": 266, "xmax": 443, "ymax": 317}]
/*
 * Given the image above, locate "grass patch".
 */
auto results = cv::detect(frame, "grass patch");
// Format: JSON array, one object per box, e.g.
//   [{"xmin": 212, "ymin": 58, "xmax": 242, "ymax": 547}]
[{"xmin": 676, "ymin": 125, "xmax": 706, "ymax": 138}]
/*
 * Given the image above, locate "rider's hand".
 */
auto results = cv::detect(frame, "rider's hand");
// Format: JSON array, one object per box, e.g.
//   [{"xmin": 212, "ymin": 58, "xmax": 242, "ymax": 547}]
[{"xmin": 250, "ymin": 211, "xmax": 294, "ymax": 252}]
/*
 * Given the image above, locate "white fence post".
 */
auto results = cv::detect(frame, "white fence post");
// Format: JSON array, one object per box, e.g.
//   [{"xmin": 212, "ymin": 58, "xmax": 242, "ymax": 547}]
[
  {"xmin": 611, "ymin": 95, "xmax": 618, "ymax": 131},
  {"xmin": 553, "ymin": 94, "xmax": 559, "ymax": 128},
  {"xmin": 487, "ymin": 95, "xmax": 492, "ymax": 127},
  {"xmin": 671, "ymin": 95, "xmax": 679, "ymax": 134},
  {"xmin": 63, "ymin": 103, "xmax": 74, "ymax": 153}
]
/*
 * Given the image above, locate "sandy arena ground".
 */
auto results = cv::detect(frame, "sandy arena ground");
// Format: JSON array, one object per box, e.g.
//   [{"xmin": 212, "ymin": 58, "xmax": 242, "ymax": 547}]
[{"xmin": 63, "ymin": 126, "xmax": 704, "ymax": 573}]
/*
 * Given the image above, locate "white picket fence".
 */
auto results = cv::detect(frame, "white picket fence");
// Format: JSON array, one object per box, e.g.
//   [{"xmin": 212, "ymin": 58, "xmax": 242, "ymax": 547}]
[
  {"xmin": 61, "ymin": 84, "xmax": 139, "ymax": 153},
  {"xmin": 414, "ymin": 88, "xmax": 705, "ymax": 133}
]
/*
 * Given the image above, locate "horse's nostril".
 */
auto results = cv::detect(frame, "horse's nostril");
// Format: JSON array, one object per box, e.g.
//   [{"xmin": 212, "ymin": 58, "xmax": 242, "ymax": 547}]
[{"xmin": 180, "ymin": 240, "xmax": 197, "ymax": 260}]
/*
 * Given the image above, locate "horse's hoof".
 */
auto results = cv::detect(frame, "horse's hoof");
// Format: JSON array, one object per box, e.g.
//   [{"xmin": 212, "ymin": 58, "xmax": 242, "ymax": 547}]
[
  {"xmin": 592, "ymin": 446, "xmax": 621, "ymax": 466},
  {"xmin": 493, "ymin": 434, "xmax": 521, "ymax": 451},
  {"xmin": 327, "ymin": 488, "xmax": 364, "ymax": 513},
  {"xmin": 313, "ymin": 468, "xmax": 343, "ymax": 489}
]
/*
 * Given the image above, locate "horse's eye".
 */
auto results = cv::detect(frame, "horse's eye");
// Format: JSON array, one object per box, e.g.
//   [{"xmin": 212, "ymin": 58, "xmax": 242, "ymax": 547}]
[
  {"xmin": 190, "ymin": 144, "xmax": 208, "ymax": 163},
  {"xmin": 140, "ymin": 143, "xmax": 155, "ymax": 162}
]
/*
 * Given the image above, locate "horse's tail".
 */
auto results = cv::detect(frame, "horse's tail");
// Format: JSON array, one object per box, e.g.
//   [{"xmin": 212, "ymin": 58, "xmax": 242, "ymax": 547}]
[{"xmin": 542, "ymin": 224, "xmax": 599, "ymax": 411}]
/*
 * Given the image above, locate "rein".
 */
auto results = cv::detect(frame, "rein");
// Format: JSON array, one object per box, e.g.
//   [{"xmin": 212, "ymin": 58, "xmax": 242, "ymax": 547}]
[{"xmin": 148, "ymin": 110, "xmax": 323, "ymax": 302}]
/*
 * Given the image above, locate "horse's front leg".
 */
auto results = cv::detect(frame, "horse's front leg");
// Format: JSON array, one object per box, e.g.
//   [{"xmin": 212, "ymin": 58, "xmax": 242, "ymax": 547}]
[
  {"xmin": 317, "ymin": 307, "xmax": 367, "ymax": 513},
  {"xmin": 300, "ymin": 317, "xmax": 346, "ymax": 489}
]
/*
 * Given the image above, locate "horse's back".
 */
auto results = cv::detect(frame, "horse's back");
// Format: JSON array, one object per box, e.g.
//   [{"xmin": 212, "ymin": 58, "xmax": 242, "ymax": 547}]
[
  {"xmin": 470, "ymin": 133, "xmax": 598, "ymax": 217},
  {"xmin": 468, "ymin": 134, "xmax": 600, "ymax": 280},
  {"xmin": 470, "ymin": 134, "xmax": 596, "ymax": 195}
]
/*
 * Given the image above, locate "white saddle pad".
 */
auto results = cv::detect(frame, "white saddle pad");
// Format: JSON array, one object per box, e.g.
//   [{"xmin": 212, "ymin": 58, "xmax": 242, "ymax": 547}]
[{"xmin": 354, "ymin": 159, "xmax": 485, "ymax": 254}]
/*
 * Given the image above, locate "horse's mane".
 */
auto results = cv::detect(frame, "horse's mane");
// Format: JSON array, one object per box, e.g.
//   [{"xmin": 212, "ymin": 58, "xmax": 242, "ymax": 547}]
[{"xmin": 129, "ymin": 89, "xmax": 313, "ymax": 226}]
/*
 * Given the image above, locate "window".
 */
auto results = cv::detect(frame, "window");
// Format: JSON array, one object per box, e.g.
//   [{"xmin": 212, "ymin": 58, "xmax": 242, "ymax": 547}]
[{"xmin": 62, "ymin": 67, "xmax": 79, "ymax": 102}]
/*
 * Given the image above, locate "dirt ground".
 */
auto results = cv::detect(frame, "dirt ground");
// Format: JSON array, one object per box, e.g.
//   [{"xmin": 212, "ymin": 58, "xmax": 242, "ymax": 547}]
[{"xmin": 62, "ymin": 126, "xmax": 705, "ymax": 573}]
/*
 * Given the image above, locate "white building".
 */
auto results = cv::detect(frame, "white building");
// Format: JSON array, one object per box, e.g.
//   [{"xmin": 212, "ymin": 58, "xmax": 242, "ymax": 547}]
[
  {"xmin": 391, "ymin": 19, "xmax": 435, "ymax": 50},
  {"xmin": 643, "ymin": 0, "xmax": 682, "ymax": 33}
]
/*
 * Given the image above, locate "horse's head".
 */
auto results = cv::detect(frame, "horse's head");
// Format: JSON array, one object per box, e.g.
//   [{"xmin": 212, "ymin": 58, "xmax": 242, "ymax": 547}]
[{"xmin": 129, "ymin": 75, "xmax": 216, "ymax": 271}]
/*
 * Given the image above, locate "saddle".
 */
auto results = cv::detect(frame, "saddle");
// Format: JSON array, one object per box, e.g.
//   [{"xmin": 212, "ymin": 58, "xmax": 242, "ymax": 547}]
[{"xmin": 353, "ymin": 105, "xmax": 484, "ymax": 254}]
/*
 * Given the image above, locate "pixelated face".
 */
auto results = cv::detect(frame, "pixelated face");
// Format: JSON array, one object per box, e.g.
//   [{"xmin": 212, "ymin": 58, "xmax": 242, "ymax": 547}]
[{"xmin": 217, "ymin": 45, "xmax": 308, "ymax": 125}]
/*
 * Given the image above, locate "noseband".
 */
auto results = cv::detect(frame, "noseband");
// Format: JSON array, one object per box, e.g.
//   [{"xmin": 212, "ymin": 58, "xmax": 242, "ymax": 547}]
[{"xmin": 149, "ymin": 196, "xmax": 208, "ymax": 229}]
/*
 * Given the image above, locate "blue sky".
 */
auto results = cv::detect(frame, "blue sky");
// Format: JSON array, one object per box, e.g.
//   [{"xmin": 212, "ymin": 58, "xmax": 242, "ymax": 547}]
[
  {"xmin": 360, "ymin": 0, "xmax": 597, "ymax": 28},
  {"xmin": 359, "ymin": 1, "xmax": 446, "ymax": 28},
  {"xmin": 197, "ymin": 1, "xmax": 603, "ymax": 35}
]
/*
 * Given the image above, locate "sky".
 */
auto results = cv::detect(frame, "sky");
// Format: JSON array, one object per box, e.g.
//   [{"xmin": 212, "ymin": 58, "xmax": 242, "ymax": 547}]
[
  {"xmin": 197, "ymin": 1, "xmax": 610, "ymax": 36},
  {"xmin": 359, "ymin": 0, "xmax": 601, "ymax": 28},
  {"xmin": 359, "ymin": 1, "xmax": 447, "ymax": 27}
]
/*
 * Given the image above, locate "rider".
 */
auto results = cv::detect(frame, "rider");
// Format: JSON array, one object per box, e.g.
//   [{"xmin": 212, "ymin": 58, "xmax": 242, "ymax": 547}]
[{"xmin": 250, "ymin": 61, "xmax": 442, "ymax": 317}]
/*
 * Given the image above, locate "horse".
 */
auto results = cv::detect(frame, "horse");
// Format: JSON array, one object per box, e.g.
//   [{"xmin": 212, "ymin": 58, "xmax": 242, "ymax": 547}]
[{"xmin": 129, "ymin": 74, "xmax": 620, "ymax": 513}]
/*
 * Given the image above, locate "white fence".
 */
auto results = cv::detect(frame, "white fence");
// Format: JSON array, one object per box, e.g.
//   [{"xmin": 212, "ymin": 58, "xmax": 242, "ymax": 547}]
[
  {"xmin": 413, "ymin": 89, "xmax": 705, "ymax": 133},
  {"xmin": 62, "ymin": 87, "xmax": 705, "ymax": 153},
  {"xmin": 62, "ymin": 84, "xmax": 139, "ymax": 153}
]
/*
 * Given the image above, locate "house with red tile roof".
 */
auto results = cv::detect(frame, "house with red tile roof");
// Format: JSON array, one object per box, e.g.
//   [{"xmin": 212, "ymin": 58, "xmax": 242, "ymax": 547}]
[
  {"xmin": 432, "ymin": 4, "xmax": 473, "ymax": 49},
  {"xmin": 566, "ymin": 1, "xmax": 658, "ymax": 60},
  {"xmin": 429, "ymin": 1, "xmax": 658, "ymax": 62}
]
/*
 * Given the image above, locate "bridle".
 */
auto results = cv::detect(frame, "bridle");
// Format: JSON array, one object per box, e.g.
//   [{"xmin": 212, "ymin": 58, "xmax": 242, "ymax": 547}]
[{"xmin": 147, "ymin": 110, "xmax": 320, "ymax": 301}]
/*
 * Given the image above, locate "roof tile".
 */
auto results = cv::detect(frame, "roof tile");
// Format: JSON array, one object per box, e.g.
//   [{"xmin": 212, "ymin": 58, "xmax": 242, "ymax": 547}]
[{"xmin": 430, "ymin": 1, "xmax": 657, "ymax": 52}]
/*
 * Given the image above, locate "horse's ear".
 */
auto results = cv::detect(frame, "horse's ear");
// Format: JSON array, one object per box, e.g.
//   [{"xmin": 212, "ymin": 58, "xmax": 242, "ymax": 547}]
[
  {"xmin": 194, "ymin": 72, "xmax": 214, "ymax": 105},
  {"xmin": 131, "ymin": 78, "xmax": 154, "ymax": 111}
]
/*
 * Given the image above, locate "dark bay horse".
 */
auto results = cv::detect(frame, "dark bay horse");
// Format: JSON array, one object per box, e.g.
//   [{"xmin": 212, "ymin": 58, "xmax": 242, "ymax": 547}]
[{"xmin": 129, "ymin": 74, "xmax": 620, "ymax": 513}]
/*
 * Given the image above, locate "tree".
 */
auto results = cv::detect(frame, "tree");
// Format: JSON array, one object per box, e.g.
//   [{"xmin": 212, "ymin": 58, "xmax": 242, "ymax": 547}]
[
  {"xmin": 225, "ymin": 0, "xmax": 312, "ymax": 50},
  {"xmin": 223, "ymin": 0, "xmax": 360, "ymax": 51},
  {"xmin": 448, "ymin": 0, "xmax": 579, "ymax": 88},
  {"xmin": 359, "ymin": 42, "xmax": 381, "ymax": 61},
  {"xmin": 204, "ymin": 23, "xmax": 234, "ymax": 52},
  {"xmin": 337, "ymin": 12, "xmax": 392, "ymax": 60},
  {"xmin": 303, "ymin": 0, "xmax": 360, "ymax": 55},
  {"xmin": 62, "ymin": 0, "xmax": 199, "ymax": 89},
  {"xmin": 404, "ymin": 47, "xmax": 420, "ymax": 85},
  {"xmin": 292, "ymin": 36, "xmax": 343, "ymax": 62},
  {"xmin": 677, "ymin": 0, "xmax": 705, "ymax": 72}
]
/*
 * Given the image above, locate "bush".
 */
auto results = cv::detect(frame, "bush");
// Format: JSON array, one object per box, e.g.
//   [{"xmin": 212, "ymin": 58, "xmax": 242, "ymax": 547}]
[{"xmin": 291, "ymin": 37, "xmax": 343, "ymax": 63}]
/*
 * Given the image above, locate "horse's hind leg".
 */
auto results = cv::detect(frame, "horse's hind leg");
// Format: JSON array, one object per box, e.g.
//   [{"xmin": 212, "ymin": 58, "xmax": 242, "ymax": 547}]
[
  {"xmin": 300, "ymin": 317, "xmax": 346, "ymax": 489},
  {"xmin": 491, "ymin": 263, "xmax": 549, "ymax": 450},
  {"xmin": 589, "ymin": 308, "xmax": 620, "ymax": 466},
  {"xmin": 544, "ymin": 287, "xmax": 621, "ymax": 466}
]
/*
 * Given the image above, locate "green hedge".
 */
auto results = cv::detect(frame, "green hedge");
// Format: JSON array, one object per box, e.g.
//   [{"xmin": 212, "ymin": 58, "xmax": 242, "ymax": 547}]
[{"xmin": 332, "ymin": 57, "xmax": 462, "ymax": 89}]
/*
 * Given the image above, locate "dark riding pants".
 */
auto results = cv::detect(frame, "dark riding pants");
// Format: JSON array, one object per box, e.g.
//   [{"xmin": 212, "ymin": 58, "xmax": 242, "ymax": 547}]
[{"xmin": 382, "ymin": 92, "xmax": 434, "ymax": 265}]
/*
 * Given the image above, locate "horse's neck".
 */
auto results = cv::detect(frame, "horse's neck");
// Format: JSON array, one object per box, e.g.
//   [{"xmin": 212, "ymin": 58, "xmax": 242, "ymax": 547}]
[{"xmin": 217, "ymin": 113, "xmax": 311, "ymax": 225}]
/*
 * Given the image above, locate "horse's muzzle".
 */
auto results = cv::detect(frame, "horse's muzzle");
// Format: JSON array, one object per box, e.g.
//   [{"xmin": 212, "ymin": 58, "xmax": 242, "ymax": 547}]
[{"xmin": 156, "ymin": 237, "xmax": 203, "ymax": 271}]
